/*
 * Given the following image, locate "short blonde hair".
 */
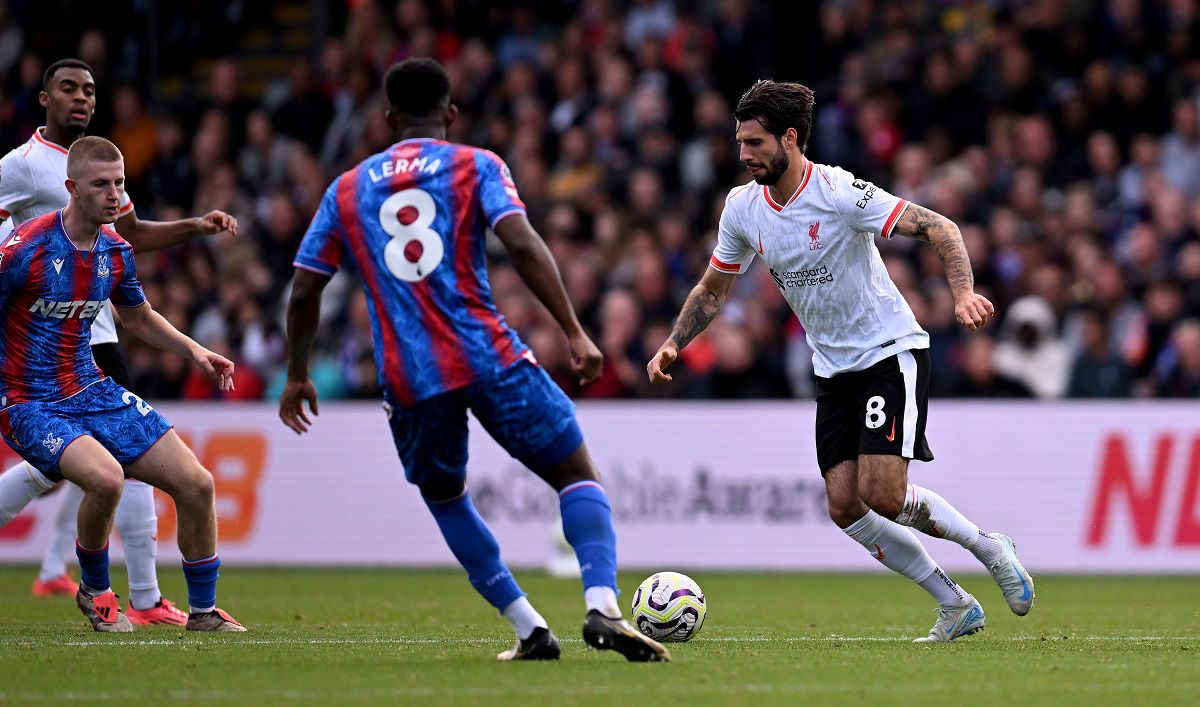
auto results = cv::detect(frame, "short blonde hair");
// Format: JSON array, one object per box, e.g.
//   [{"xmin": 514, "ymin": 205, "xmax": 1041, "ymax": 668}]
[{"xmin": 66, "ymin": 136, "xmax": 123, "ymax": 180}]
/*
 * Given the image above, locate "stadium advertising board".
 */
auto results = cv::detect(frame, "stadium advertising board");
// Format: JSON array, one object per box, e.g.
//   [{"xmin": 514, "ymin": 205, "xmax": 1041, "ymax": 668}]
[{"xmin": 1, "ymin": 402, "xmax": 1198, "ymax": 573}]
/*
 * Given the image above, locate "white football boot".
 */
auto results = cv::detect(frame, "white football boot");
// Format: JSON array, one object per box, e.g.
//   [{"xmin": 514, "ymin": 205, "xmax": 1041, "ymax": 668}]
[
  {"xmin": 913, "ymin": 597, "xmax": 986, "ymax": 643},
  {"xmin": 985, "ymin": 533, "xmax": 1035, "ymax": 616}
]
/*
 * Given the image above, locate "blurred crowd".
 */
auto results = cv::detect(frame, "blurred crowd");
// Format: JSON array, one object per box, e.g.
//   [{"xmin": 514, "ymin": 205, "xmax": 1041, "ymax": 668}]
[{"xmin": 1, "ymin": 0, "xmax": 1200, "ymax": 401}]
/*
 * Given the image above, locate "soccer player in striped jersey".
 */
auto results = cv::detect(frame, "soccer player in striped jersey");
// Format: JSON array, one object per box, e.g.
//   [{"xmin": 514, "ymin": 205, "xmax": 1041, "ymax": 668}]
[
  {"xmin": 0, "ymin": 137, "xmax": 243, "ymax": 632},
  {"xmin": 280, "ymin": 58, "xmax": 668, "ymax": 662},
  {"xmin": 0, "ymin": 58, "xmax": 236, "ymax": 625},
  {"xmin": 648, "ymin": 80, "xmax": 1034, "ymax": 643}
]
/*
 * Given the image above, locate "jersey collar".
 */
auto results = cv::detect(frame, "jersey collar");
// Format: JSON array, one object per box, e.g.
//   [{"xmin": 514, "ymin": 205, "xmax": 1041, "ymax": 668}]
[
  {"xmin": 763, "ymin": 159, "xmax": 813, "ymax": 213},
  {"xmin": 34, "ymin": 127, "xmax": 70, "ymax": 156},
  {"xmin": 57, "ymin": 209, "xmax": 101, "ymax": 252}
]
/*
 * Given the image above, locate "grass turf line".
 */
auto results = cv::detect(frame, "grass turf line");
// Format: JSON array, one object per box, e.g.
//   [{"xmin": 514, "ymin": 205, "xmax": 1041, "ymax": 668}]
[{"xmin": 0, "ymin": 567, "xmax": 1197, "ymax": 706}]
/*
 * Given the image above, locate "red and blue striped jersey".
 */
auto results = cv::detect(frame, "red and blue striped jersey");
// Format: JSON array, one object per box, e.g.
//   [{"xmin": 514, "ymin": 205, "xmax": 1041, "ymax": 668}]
[
  {"xmin": 294, "ymin": 138, "xmax": 529, "ymax": 406},
  {"xmin": 0, "ymin": 211, "xmax": 145, "ymax": 406}
]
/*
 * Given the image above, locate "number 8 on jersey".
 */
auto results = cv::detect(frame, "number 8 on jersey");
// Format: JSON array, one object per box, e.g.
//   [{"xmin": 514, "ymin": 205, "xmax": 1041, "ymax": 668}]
[{"xmin": 380, "ymin": 188, "xmax": 442, "ymax": 282}]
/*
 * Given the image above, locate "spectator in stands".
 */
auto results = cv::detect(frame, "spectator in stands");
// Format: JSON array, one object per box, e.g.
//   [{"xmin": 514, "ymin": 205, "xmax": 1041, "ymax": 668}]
[
  {"xmin": 1068, "ymin": 307, "xmax": 1133, "ymax": 398},
  {"xmin": 947, "ymin": 335, "xmax": 1033, "ymax": 398},
  {"xmin": 1155, "ymin": 319, "xmax": 1200, "ymax": 398},
  {"xmin": 994, "ymin": 296, "xmax": 1072, "ymax": 398},
  {"xmin": 4, "ymin": 1, "xmax": 1197, "ymax": 402}
]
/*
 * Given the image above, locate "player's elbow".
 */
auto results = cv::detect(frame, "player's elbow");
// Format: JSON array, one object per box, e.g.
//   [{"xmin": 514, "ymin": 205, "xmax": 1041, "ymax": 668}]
[
  {"xmin": 118, "ymin": 304, "xmax": 150, "ymax": 333},
  {"xmin": 288, "ymin": 271, "xmax": 329, "ymax": 307}
]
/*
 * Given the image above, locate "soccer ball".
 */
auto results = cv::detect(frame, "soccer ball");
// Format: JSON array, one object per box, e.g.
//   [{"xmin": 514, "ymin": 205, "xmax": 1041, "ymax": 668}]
[{"xmin": 630, "ymin": 571, "xmax": 706, "ymax": 642}]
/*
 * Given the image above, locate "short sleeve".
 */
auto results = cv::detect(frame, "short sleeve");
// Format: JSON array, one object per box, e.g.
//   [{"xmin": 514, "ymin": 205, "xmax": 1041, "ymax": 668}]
[
  {"xmin": 118, "ymin": 190, "xmax": 134, "ymax": 217},
  {"xmin": 0, "ymin": 155, "xmax": 34, "ymax": 224},
  {"xmin": 110, "ymin": 246, "xmax": 146, "ymax": 307},
  {"xmin": 0, "ymin": 229, "xmax": 30, "ymax": 301},
  {"xmin": 832, "ymin": 169, "xmax": 909, "ymax": 239},
  {"xmin": 710, "ymin": 196, "xmax": 756, "ymax": 275},
  {"xmin": 475, "ymin": 151, "xmax": 526, "ymax": 230},
  {"xmin": 294, "ymin": 179, "xmax": 345, "ymax": 277}
]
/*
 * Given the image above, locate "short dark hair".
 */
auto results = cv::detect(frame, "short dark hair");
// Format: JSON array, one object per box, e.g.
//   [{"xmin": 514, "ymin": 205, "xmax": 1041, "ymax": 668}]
[
  {"xmin": 384, "ymin": 58, "xmax": 450, "ymax": 117},
  {"xmin": 734, "ymin": 79, "xmax": 815, "ymax": 152},
  {"xmin": 43, "ymin": 58, "xmax": 94, "ymax": 90}
]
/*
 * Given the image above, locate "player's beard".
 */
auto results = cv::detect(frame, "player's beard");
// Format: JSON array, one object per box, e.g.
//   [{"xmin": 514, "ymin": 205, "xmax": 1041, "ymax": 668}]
[{"xmin": 751, "ymin": 142, "xmax": 790, "ymax": 185}]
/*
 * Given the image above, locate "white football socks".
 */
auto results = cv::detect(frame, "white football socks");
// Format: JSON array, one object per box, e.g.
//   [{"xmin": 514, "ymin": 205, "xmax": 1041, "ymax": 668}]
[
  {"xmin": 894, "ymin": 483, "xmax": 1003, "ymax": 565},
  {"xmin": 843, "ymin": 509, "xmax": 970, "ymax": 607},
  {"xmin": 39, "ymin": 483, "xmax": 84, "ymax": 582},
  {"xmin": 916, "ymin": 566, "xmax": 970, "ymax": 607},
  {"xmin": 0, "ymin": 460, "xmax": 54, "ymax": 526},
  {"xmin": 115, "ymin": 480, "xmax": 161, "ymax": 610},
  {"xmin": 502, "ymin": 596, "xmax": 549, "ymax": 640},
  {"xmin": 584, "ymin": 585, "xmax": 621, "ymax": 619}
]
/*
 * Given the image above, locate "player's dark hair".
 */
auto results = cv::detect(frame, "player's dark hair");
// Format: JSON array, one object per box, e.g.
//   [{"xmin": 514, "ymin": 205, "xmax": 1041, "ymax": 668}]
[
  {"xmin": 43, "ymin": 58, "xmax": 94, "ymax": 89},
  {"xmin": 734, "ymin": 79, "xmax": 815, "ymax": 152},
  {"xmin": 384, "ymin": 58, "xmax": 451, "ymax": 117}
]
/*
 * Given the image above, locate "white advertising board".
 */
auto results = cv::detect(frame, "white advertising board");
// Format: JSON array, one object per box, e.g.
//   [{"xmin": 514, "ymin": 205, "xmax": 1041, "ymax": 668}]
[{"xmin": 1, "ymin": 401, "xmax": 1198, "ymax": 573}]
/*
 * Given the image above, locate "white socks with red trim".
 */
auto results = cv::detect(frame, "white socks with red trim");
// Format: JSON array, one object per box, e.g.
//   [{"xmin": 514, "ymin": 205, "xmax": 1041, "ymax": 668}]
[
  {"xmin": 115, "ymin": 481, "xmax": 161, "ymax": 610},
  {"xmin": 41, "ymin": 483, "xmax": 84, "ymax": 582},
  {"xmin": 894, "ymin": 483, "xmax": 1003, "ymax": 565},
  {"xmin": 843, "ymin": 509, "xmax": 970, "ymax": 607},
  {"xmin": 0, "ymin": 460, "xmax": 53, "ymax": 526}
]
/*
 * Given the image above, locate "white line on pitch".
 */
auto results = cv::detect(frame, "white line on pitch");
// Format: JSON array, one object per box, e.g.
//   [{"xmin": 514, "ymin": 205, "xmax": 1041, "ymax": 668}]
[{"xmin": 0, "ymin": 634, "xmax": 1192, "ymax": 648}]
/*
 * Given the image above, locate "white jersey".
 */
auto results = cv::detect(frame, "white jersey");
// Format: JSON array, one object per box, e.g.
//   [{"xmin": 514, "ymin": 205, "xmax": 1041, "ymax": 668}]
[
  {"xmin": 711, "ymin": 160, "xmax": 928, "ymax": 378},
  {"xmin": 0, "ymin": 127, "xmax": 134, "ymax": 345}
]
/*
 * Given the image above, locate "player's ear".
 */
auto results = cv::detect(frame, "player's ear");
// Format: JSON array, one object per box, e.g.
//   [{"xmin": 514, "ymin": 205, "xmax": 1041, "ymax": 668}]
[
  {"xmin": 445, "ymin": 103, "xmax": 458, "ymax": 129},
  {"xmin": 384, "ymin": 108, "xmax": 399, "ymax": 133},
  {"xmin": 63, "ymin": 178, "xmax": 78, "ymax": 199},
  {"xmin": 783, "ymin": 127, "xmax": 798, "ymax": 150},
  {"xmin": 38, "ymin": 91, "xmax": 49, "ymax": 109}
]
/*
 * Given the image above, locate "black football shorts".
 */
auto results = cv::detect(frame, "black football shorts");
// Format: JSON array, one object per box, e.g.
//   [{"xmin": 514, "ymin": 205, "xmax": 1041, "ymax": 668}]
[{"xmin": 814, "ymin": 347, "xmax": 934, "ymax": 474}]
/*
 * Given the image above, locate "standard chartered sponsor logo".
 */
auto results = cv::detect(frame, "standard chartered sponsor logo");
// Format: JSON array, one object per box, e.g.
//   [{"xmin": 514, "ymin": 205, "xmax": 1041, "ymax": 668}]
[{"xmin": 770, "ymin": 264, "xmax": 835, "ymax": 289}]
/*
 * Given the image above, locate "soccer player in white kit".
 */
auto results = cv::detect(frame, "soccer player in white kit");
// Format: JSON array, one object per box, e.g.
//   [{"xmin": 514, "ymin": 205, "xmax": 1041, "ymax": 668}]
[
  {"xmin": 647, "ymin": 80, "xmax": 1035, "ymax": 642},
  {"xmin": 0, "ymin": 59, "xmax": 237, "ymax": 625}
]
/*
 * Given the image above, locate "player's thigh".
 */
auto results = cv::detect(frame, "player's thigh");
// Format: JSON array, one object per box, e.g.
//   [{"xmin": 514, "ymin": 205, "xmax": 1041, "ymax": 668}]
[
  {"xmin": 123, "ymin": 429, "xmax": 211, "ymax": 499},
  {"xmin": 58, "ymin": 435, "xmax": 125, "ymax": 499},
  {"xmin": 0, "ymin": 399, "xmax": 99, "ymax": 485},
  {"xmin": 857, "ymin": 349, "xmax": 934, "ymax": 463},
  {"xmin": 857, "ymin": 453, "xmax": 908, "ymax": 506},
  {"xmin": 814, "ymin": 373, "xmax": 861, "ymax": 475},
  {"xmin": 469, "ymin": 360, "xmax": 583, "ymax": 480},
  {"xmin": 384, "ymin": 392, "xmax": 470, "ymax": 494}
]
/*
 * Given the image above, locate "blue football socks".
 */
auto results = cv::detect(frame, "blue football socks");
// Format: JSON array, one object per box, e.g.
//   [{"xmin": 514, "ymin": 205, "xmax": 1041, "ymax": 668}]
[
  {"xmin": 182, "ymin": 554, "xmax": 221, "ymax": 612},
  {"xmin": 425, "ymin": 492, "xmax": 524, "ymax": 611},
  {"xmin": 75, "ymin": 541, "xmax": 111, "ymax": 594},
  {"xmin": 559, "ymin": 481, "xmax": 618, "ymax": 591}
]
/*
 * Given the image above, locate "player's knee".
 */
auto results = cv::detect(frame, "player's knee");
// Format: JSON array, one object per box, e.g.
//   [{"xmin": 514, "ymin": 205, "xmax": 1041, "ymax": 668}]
[
  {"xmin": 418, "ymin": 475, "xmax": 465, "ymax": 503},
  {"xmin": 175, "ymin": 465, "xmax": 215, "ymax": 509},
  {"xmin": 88, "ymin": 470, "xmax": 125, "ymax": 507},
  {"xmin": 827, "ymin": 496, "xmax": 868, "ymax": 528},
  {"xmin": 860, "ymin": 484, "xmax": 903, "ymax": 520},
  {"xmin": 538, "ymin": 445, "xmax": 599, "ymax": 492}
]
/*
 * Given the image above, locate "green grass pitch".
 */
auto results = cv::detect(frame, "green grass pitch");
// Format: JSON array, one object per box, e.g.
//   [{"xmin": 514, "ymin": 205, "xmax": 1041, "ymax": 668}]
[{"xmin": 1, "ymin": 567, "xmax": 1197, "ymax": 705}]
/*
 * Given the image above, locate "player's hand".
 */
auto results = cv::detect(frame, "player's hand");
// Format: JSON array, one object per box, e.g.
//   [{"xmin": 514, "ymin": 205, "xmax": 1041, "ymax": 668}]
[
  {"xmin": 279, "ymin": 379, "xmax": 320, "ymax": 434},
  {"xmin": 954, "ymin": 292, "xmax": 995, "ymax": 332},
  {"xmin": 567, "ymin": 331, "xmax": 604, "ymax": 385},
  {"xmin": 195, "ymin": 210, "xmax": 238, "ymax": 238},
  {"xmin": 192, "ymin": 348, "xmax": 236, "ymax": 392},
  {"xmin": 647, "ymin": 343, "xmax": 679, "ymax": 385}
]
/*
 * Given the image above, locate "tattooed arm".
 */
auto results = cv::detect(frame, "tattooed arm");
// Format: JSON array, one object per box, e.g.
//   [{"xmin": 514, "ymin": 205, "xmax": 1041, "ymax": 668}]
[
  {"xmin": 892, "ymin": 203, "xmax": 995, "ymax": 331},
  {"xmin": 647, "ymin": 267, "xmax": 737, "ymax": 384}
]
